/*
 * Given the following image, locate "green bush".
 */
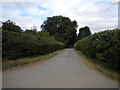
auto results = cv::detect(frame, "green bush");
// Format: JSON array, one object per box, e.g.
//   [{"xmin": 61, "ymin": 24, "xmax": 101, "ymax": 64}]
[
  {"xmin": 75, "ymin": 29, "xmax": 120, "ymax": 72},
  {"xmin": 2, "ymin": 30, "xmax": 64, "ymax": 60}
]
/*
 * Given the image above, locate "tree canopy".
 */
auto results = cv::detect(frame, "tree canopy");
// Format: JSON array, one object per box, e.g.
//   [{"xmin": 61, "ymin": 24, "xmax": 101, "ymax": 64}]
[
  {"xmin": 77, "ymin": 26, "xmax": 91, "ymax": 41},
  {"xmin": 2, "ymin": 20, "xmax": 22, "ymax": 32},
  {"xmin": 41, "ymin": 15, "xmax": 77, "ymax": 47},
  {"xmin": 24, "ymin": 26, "xmax": 37, "ymax": 35}
]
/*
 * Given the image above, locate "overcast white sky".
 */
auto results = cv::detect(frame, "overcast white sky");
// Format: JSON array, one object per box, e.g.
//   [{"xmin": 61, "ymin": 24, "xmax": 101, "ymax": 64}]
[{"xmin": 0, "ymin": 0, "xmax": 119, "ymax": 33}]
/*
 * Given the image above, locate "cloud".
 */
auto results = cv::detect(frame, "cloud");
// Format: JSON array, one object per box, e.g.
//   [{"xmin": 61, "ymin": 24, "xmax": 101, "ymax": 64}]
[
  {"xmin": 1, "ymin": 2, "xmax": 33, "ymax": 8},
  {"xmin": 39, "ymin": 0, "xmax": 117, "ymax": 33},
  {"xmin": 1, "ymin": 0, "xmax": 118, "ymax": 33},
  {"xmin": 106, "ymin": 0, "xmax": 119, "ymax": 3},
  {"xmin": 1, "ymin": 7, "xmax": 42, "ymax": 31}
]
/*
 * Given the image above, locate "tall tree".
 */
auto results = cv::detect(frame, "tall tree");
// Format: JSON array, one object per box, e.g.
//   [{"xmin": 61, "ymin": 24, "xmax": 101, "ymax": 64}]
[
  {"xmin": 2, "ymin": 20, "xmax": 22, "ymax": 32},
  {"xmin": 77, "ymin": 26, "xmax": 91, "ymax": 41},
  {"xmin": 41, "ymin": 15, "xmax": 77, "ymax": 47}
]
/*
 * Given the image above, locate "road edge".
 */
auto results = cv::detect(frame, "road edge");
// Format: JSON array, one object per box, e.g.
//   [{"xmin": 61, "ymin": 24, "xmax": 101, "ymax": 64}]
[
  {"xmin": 74, "ymin": 49, "xmax": 119, "ymax": 82},
  {"xmin": 3, "ymin": 49, "xmax": 65, "ymax": 70}
]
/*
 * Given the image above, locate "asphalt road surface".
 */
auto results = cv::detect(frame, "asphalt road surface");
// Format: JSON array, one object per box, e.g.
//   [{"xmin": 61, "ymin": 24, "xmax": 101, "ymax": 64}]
[{"xmin": 3, "ymin": 49, "xmax": 118, "ymax": 88}]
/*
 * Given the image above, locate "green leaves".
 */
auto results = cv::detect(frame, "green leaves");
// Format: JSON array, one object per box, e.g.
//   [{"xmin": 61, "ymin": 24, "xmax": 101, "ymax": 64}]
[
  {"xmin": 2, "ymin": 30, "xmax": 65, "ymax": 60},
  {"xmin": 75, "ymin": 29, "xmax": 120, "ymax": 72},
  {"xmin": 77, "ymin": 26, "xmax": 91, "ymax": 41},
  {"xmin": 2, "ymin": 20, "xmax": 22, "ymax": 32},
  {"xmin": 41, "ymin": 15, "xmax": 77, "ymax": 47}
]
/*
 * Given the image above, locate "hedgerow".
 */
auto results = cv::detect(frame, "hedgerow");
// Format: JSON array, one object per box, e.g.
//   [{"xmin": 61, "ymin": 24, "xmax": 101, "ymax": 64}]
[
  {"xmin": 2, "ymin": 30, "xmax": 64, "ymax": 60},
  {"xmin": 75, "ymin": 29, "xmax": 120, "ymax": 72}
]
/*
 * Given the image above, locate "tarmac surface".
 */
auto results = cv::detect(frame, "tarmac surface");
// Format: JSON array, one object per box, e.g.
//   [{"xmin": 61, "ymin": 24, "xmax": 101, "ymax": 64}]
[{"xmin": 3, "ymin": 49, "xmax": 118, "ymax": 88}]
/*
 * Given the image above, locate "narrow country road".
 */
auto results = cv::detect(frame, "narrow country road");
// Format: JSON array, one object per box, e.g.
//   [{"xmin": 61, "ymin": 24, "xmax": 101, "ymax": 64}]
[{"xmin": 3, "ymin": 49, "xmax": 118, "ymax": 88}]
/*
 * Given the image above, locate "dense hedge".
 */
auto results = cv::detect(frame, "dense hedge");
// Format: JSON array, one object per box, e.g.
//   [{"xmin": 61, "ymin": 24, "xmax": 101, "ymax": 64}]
[
  {"xmin": 75, "ymin": 29, "xmax": 120, "ymax": 72},
  {"xmin": 2, "ymin": 30, "xmax": 64, "ymax": 60}
]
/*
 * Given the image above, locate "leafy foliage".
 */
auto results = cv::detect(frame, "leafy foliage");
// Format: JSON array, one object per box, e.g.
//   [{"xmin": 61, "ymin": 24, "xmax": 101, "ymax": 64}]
[
  {"xmin": 2, "ymin": 30, "xmax": 64, "ymax": 60},
  {"xmin": 24, "ymin": 29, "xmax": 37, "ymax": 35},
  {"xmin": 75, "ymin": 29, "xmax": 120, "ymax": 72},
  {"xmin": 2, "ymin": 20, "xmax": 22, "ymax": 32},
  {"xmin": 41, "ymin": 15, "xmax": 77, "ymax": 47},
  {"xmin": 77, "ymin": 26, "xmax": 91, "ymax": 41},
  {"xmin": 37, "ymin": 31, "xmax": 50, "ymax": 38}
]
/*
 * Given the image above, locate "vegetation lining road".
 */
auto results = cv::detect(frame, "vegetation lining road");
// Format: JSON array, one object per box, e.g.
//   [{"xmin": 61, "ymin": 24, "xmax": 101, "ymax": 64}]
[
  {"xmin": 75, "ymin": 50, "xmax": 119, "ymax": 82},
  {"xmin": 3, "ymin": 49, "xmax": 64, "ymax": 70},
  {"xmin": 2, "ymin": 16, "xmax": 120, "ymax": 80},
  {"xmin": 75, "ymin": 29, "xmax": 119, "ymax": 82}
]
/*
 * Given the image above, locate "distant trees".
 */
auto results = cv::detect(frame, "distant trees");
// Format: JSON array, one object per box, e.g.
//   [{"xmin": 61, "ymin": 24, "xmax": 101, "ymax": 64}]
[
  {"xmin": 24, "ymin": 29, "xmax": 37, "ymax": 35},
  {"xmin": 2, "ymin": 18, "xmax": 92, "ymax": 49},
  {"xmin": 77, "ymin": 26, "xmax": 91, "ymax": 41},
  {"xmin": 2, "ymin": 20, "xmax": 22, "ymax": 32},
  {"xmin": 24, "ymin": 26, "xmax": 37, "ymax": 35},
  {"xmin": 41, "ymin": 15, "xmax": 77, "ymax": 47}
]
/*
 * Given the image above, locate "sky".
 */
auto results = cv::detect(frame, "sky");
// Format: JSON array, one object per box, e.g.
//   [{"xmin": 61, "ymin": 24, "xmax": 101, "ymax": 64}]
[{"xmin": 0, "ymin": 0, "xmax": 119, "ymax": 34}]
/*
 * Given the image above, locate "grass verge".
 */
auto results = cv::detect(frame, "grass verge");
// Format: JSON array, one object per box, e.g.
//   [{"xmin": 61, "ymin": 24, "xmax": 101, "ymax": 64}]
[
  {"xmin": 3, "ymin": 49, "xmax": 64, "ymax": 70},
  {"xmin": 75, "ymin": 49, "xmax": 119, "ymax": 82}
]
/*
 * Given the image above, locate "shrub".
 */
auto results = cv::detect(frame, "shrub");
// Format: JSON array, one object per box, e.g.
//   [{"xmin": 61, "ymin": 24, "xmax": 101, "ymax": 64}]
[
  {"xmin": 75, "ymin": 29, "xmax": 120, "ymax": 72},
  {"xmin": 2, "ymin": 30, "xmax": 64, "ymax": 60}
]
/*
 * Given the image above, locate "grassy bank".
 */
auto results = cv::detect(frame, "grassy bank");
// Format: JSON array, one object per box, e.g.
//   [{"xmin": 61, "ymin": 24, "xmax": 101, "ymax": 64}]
[
  {"xmin": 75, "ymin": 50, "xmax": 119, "ymax": 82},
  {"xmin": 3, "ymin": 49, "xmax": 64, "ymax": 70}
]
